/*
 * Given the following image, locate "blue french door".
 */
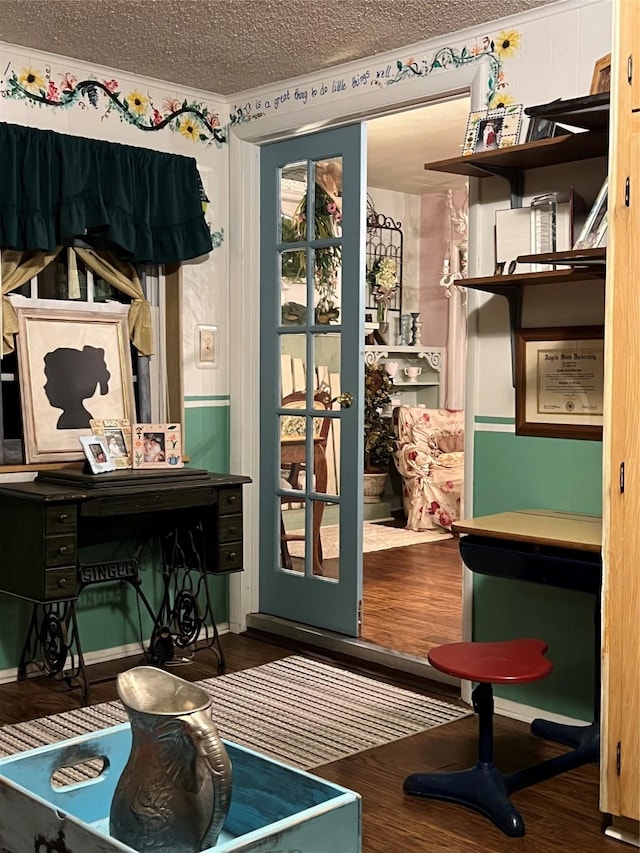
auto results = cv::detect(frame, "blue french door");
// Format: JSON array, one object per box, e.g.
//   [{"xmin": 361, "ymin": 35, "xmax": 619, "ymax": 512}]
[{"xmin": 259, "ymin": 124, "xmax": 366, "ymax": 635}]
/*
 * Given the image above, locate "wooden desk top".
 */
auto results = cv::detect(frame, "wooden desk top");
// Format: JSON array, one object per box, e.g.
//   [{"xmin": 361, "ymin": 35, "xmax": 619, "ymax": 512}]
[{"xmin": 453, "ymin": 509, "xmax": 602, "ymax": 553}]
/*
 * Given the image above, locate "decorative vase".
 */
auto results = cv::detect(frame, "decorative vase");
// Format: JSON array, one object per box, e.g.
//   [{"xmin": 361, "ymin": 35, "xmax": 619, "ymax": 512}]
[
  {"xmin": 110, "ymin": 666, "xmax": 232, "ymax": 853},
  {"xmin": 410, "ymin": 312, "xmax": 422, "ymax": 346},
  {"xmin": 363, "ymin": 471, "xmax": 388, "ymax": 503},
  {"xmin": 400, "ymin": 314, "xmax": 412, "ymax": 346}
]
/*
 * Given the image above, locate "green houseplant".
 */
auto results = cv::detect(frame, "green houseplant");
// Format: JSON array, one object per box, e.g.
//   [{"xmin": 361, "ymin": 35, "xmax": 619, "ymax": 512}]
[
  {"xmin": 364, "ymin": 362, "xmax": 397, "ymax": 476},
  {"xmin": 281, "ymin": 182, "xmax": 342, "ymax": 323}
]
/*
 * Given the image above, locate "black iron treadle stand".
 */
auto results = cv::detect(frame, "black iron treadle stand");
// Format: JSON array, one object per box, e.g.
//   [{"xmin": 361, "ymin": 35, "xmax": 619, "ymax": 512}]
[
  {"xmin": 150, "ymin": 523, "xmax": 225, "ymax": 673},
  {"xmin": 18, "ymin": 599, "xmax": 88, "ymax": 702}
]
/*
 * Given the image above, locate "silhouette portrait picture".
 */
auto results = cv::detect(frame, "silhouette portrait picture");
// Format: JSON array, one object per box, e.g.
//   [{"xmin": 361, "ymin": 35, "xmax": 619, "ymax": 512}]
[
  {"xmin": 16, "ymin": 308, "xmax": 135, "ymax": 464},
  {"xmin": 44, "ymin": 346, "xmax": 111, "ymax": 429}
]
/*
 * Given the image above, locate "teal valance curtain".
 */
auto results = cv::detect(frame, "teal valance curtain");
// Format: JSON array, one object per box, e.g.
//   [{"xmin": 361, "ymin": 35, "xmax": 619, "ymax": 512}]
[{"xmin": 0, "ymin": 122, "xmax": 213, "ymax": 264}]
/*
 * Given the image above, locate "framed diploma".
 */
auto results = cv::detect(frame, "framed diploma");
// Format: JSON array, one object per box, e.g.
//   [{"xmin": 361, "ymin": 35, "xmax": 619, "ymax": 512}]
[{"xmin": 515, "ymin": 326, "xmax": 604, "ymax": 440}]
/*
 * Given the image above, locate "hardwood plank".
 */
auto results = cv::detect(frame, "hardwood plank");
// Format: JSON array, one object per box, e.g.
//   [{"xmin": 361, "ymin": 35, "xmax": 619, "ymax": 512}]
[
  {"xmin": 0, "ymin": 633, "xmax": 610, "ymax": 851},
  {"xmin": 362, "ymin": 535, "xmax": 463, "ymax": 656}
]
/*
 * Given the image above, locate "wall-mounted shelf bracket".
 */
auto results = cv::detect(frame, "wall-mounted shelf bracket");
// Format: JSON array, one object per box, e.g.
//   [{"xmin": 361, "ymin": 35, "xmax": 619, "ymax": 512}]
[
  {"xmin": 504, "ymin": 287, "xmax": 523, "ymax": 385},
  {"xmin": 469, "ymin": 164, "xmax": 525, "ymax": 208}
]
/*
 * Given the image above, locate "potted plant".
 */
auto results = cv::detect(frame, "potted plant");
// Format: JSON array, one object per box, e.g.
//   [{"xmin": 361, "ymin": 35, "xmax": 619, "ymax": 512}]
[
  {"xmin": 363, "ymin": 362, "xmax": 397, "ymax": 502},
  {"xmin": 281, "ymin": 180, "xmax": 342, "ymax": 324}
]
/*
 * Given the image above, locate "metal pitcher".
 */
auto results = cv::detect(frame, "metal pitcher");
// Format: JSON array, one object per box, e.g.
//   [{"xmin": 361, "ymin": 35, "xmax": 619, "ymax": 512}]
[{"xmin": 110, "ymin": 666, "xmax": 232, "ymax": 853}]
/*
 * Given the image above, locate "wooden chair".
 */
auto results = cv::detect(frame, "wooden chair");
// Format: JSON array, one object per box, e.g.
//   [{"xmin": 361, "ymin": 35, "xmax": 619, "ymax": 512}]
[{"xmin": 280, "ymin": 391, "xmax": 332, "ymax": 574}]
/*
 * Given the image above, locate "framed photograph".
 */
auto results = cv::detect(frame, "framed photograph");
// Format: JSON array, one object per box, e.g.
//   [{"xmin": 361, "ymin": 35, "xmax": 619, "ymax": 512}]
[
  {"xmin": 515, "ymin": 326, "xmax": 604, "ymax": 440},
  {"xmin": 590, "ymin": 53, "xmax": 611, "ymax": 95},
  {"xmin": 462, "ymin": 105, "xmax": 523, "ymax": 156},
  {"xmin": 79, "ymin": 435, "xmax": 116, "ymax": 474},
  {"xmin": 526, "ymin": 116, "xmax": 560, "ymax": 143},
  {"xmin": 573, "ymin": 178, "xmax": 608, "ymax": 250},
  {"xmin": 132, "ymin": 423, "xmax": 183, "ymax": 469},
  {"xmin": 90, "ymin": 418, "xmax": 132, "ymax": 468},
  {"xmin": 16, "ymin": 307, "xmax": 136, "ymax": 464},
  {"xmin": 195, "ymin": 323, "xmax": 218, "ymax": 369}
]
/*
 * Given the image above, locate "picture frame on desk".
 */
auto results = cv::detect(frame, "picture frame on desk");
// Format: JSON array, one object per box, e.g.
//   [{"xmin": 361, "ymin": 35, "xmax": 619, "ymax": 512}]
[
  {"xmin": 90, "ymin": 418, "xmax": 132, "ymax": 468},
  {"xmin": 132, "ymin": 422, "xmax": 183, "ymax": 468},
  {"xmin": 515, "ymin": 326, "xmax": 604, "ymax": 441},
  {"xmin": 79, "ymin": 434, "xmax": 116, "ymax": 474},
  {"xmin": 15, "ymin": 307, "xmax": 136, "ymax": 464}
]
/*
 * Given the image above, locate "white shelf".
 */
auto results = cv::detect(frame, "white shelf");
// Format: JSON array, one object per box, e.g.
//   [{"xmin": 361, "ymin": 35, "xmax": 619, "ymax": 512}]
[{"xmin": 392, "ymin": 381, "xmax": 439, "ymax": 388}]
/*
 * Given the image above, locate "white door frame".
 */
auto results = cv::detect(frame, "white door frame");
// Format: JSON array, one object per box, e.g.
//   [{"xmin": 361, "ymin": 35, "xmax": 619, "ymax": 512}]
[{"xmin": 227, "ymin": 60, "xmax": 488, "ymax": 652}]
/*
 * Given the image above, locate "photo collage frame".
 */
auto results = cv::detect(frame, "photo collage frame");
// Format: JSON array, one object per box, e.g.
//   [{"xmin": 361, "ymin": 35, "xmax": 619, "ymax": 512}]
[{"xmin": 79, "ymin": 421, "xmax": 183, "ymax": 472}]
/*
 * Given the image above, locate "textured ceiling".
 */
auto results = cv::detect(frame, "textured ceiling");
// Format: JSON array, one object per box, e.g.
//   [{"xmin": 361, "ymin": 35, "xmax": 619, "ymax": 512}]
[{"xmin": 0, "ymin": 0, "xmax": 559, "ymax": 97}]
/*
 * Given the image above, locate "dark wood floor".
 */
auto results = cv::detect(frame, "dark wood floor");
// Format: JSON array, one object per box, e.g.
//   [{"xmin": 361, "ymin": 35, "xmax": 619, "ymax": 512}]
[
  {"xmin": 361, "ymin": 534, "xmax": 463, "ymax": 657},
  {"xmin": 0, "ymin": 633, "xmax": 613, "ymax": 852}
]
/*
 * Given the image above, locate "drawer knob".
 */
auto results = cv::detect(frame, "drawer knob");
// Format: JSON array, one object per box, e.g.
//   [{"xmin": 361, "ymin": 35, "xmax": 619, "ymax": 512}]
[
  {"xmin": 58, "ymin": 513, "xmax": 69, "ymax": 522},
  {"xmin": 228, "ymin": 526, "xmax": 238, "ymax": 536},
  {"xmin": 228, "ymin": 495, "xmax": 238, "ymax": 504},
  {"xmin": 58, "ymin": 578, "xmax": 68, "ymax": 588},
  {"xmin": 227, "ymin": 551, "xmax": 237, "ymax": 561},
  {"xmin": 58, "ymin": 545, "xmax": 68, "ymax": 555}
]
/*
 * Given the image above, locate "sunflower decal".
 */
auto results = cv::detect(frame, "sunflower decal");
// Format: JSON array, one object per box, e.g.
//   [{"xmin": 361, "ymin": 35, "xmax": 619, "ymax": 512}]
[
  {"xmin": 19, "ymin": 67, "xmax": 44, "ymax": 93},
  {"xmin": 495, "ymin": 30, "xmax": 521, "ymax": 59},
  {"xmin": 127, "ymin": 90, "xmax": 148, "ymax": 116},
  {"xmin": 489, "ymin": 93, "xmax": 516, "ymax": 110},
  {"xmin": 180, "ymin": 119, "xmax": 200, "ymax": 142}
]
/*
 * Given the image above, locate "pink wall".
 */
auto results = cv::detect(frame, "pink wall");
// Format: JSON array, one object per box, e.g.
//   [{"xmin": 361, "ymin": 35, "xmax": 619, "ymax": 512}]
[{"xmin": 418, "ymin": 188, "xmax": 467, "ymax": 348}]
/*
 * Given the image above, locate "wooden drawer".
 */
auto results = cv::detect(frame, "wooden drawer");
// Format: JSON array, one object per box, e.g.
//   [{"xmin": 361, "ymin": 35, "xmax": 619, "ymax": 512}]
[
  {"xmin": 219, "ymin": 514, "xmax": 243, "ymax": 544},
  {"xmin": 44, "ymin": 534, "xmax": 76, "ymax": 568},
  {"xmin": 45, "ymin": 505, "xmax": 77, "ymax": 535},
  {"xmin": 44, "ymin": 567, "xmax": 78, "ymax": 599},
  {"xmin": 219, "ymin": 487, "xmax": 242, "ymax": 515},
  {"xmin": 217, "ymin": 543, "xmax": 243, "ymax": 574}
]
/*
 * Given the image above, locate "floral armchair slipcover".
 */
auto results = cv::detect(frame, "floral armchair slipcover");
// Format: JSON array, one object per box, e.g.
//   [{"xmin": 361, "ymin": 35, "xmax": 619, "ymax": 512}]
[{"xmin": 394, "ymin": 407, "xmax": 464, "ymax": 532}]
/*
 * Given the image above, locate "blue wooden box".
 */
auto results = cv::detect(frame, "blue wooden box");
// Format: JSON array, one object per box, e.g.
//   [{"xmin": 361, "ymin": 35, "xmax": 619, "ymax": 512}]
[{"xmin": 0, "ymin": 723, "xmax": 361, "ymax": 852}]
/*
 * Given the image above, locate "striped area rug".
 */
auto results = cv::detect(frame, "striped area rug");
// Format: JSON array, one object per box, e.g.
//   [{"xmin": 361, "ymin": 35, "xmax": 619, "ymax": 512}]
[{"xmin": 0, "ymin": 656, "xmax": 469, "ymax": 770}]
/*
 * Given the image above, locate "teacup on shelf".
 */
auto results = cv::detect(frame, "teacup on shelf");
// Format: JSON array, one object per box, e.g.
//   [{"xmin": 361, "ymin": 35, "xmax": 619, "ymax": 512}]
[{"xmin": 404, "ymin": 366, "xmax": 422, "ymax": 383}]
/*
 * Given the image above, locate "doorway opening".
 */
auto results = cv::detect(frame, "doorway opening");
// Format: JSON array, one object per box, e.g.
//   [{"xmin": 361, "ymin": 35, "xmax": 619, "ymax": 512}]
[{"xmin": 358, "ymin": 95, "xmax": 470, "ymax": 659}]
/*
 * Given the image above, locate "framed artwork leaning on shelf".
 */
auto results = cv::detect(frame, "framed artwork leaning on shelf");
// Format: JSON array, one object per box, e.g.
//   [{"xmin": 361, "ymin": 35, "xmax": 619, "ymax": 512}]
[
  {"xmin": 573, "ymin": 178, "xmax": 608, "ymax": 250},
  {"xmin": 15, "ymin": 307, "xmax": 136, "ymax": 464},
  {"xmin": 515, "ymin": 326, "xmax": 604, "ymax": 441},
  {"xmin": 462, "ymin": 105, "xmax": 523, "ymax": 155},
  {"xmin": 590, "ymin": 53, "xmax": 611, "ymax": 95}
]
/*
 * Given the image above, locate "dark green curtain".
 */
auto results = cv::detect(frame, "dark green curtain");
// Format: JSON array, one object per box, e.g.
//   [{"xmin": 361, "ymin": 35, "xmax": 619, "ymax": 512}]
[{"xmin": 0, "ymin": 122, "xmax": 213, "ymax": 264}]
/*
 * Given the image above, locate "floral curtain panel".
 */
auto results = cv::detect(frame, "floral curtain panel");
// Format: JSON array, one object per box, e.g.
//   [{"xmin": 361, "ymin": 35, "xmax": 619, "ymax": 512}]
[{"xmin": 0, "ymin": 122, "xmax": 212, "ymax": 264}]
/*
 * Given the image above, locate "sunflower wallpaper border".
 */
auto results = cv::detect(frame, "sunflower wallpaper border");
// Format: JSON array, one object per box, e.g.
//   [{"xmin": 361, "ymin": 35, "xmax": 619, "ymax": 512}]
[
  {"xmin": 1, "ymin": 27, "xmax": 521, "ymax": 137},
  {"xmin": 230, "ymin": 28, "xmax": 522, "ymax": 122},
  {"xmin": 386, "ymin": 29, "xmax": 521, "ymax": 109},
  {"xmin": 0, "ymin": 62, "xmax": 233, "ymax": 147}
]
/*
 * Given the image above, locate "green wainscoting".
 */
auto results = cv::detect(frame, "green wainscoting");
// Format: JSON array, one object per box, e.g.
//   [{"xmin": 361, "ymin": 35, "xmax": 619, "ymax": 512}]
[
  {"xmin": 184, "ymin": 399, "xmax": 230, "ymax": 474},
  {"xmin": 0, "ymin": 400, "xmax": 232, "ymax": 672},
  {"xmin": 472, "ymin": 426, "xmax": 602, "ymax": 720}
]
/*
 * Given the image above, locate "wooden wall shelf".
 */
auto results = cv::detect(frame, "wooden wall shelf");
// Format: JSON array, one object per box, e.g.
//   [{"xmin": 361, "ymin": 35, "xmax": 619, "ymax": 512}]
[
  {"xmin": 516, "ymin": 247, "xmax": 606, "ymax": 266},
  {"xmin": 460, "ymin": 266, "xmax": 605, "ymax": 296},
  {"xmin": 424, "ymin": 130, "xmax": 609, "ymax": 180}
]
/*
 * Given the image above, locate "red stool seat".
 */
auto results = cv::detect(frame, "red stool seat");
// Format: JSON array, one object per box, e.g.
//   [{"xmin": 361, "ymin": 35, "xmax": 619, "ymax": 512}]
[{"xmin": 428, "ymin": 639, "xmax": 552, "ymax": 684}]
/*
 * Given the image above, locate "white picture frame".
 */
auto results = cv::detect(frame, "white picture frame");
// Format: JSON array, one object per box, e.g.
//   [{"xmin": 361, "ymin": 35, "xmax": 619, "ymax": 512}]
[{"xmin": 79, "ymin": 434, "xmax": 116, "ymax": 474}]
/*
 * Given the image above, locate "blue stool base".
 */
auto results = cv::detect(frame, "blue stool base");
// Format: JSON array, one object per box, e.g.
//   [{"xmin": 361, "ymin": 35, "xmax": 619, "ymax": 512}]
[{"xmin": 404, "ymin": 761, "xmax": 524, "ymax": 837}]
